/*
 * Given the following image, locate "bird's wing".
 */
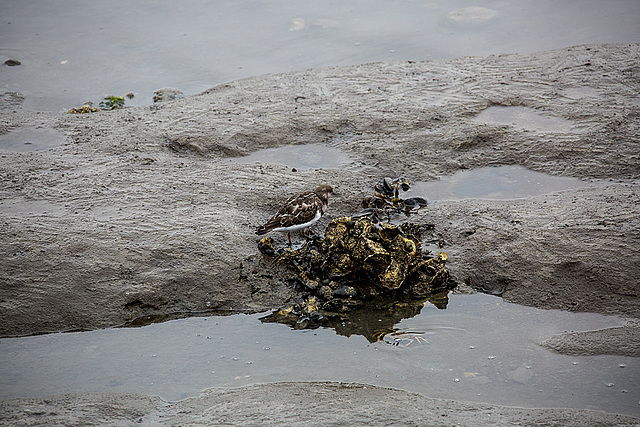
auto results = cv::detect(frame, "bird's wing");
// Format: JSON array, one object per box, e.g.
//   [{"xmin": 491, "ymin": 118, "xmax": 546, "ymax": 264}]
[{"xmin": 262, "ymin": 191, "xmax": 319, "ymax": 229}]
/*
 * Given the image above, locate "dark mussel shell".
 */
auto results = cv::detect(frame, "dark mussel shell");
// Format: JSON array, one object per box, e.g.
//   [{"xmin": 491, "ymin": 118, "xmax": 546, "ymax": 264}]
[
  {"xmin": 333, "ymin": 285, "xmax": 358, "ymax": 298},
  {"xmin": 381, "ymin": 177, "xmax": 395, "ymax": 195},
  {"xmin": 404, "ymin": 197, "xmax": 427, "ymax": 208}
]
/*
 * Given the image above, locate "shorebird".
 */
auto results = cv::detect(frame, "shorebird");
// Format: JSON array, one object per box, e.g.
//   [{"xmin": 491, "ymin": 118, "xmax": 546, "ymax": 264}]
[{"xmin": 256, "ymin": 184, "xmax": 334, "ymax": 245}]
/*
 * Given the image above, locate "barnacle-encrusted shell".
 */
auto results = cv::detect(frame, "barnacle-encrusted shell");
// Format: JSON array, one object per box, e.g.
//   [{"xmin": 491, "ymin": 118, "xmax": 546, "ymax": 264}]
[{"xmin": 260, "ymin": 216, "xmax": 454, "ymax": 331}]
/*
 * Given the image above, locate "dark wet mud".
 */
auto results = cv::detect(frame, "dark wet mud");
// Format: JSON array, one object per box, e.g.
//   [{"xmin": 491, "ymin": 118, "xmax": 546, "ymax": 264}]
[{"xmin": 1, "ymin": 44, "xmax": 639, "ymax": 424}]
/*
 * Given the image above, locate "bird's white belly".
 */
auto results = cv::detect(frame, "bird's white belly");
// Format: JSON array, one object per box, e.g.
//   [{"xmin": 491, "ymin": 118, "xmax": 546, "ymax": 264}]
[{"xmin": 272, "ymin": 211, "xmax": 322, "ymax": 233}]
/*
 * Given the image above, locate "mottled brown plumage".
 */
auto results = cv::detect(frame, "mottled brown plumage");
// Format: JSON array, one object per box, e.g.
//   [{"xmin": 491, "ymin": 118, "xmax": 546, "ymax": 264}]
[{"xmin": 256, "ymin": 184, "xmax": 334, "ymax": 245}]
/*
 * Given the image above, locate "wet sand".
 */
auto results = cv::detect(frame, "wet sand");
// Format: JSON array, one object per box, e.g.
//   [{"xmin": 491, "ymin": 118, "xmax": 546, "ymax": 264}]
[
  {"xmin": 1, "ymin": 44, "xmax": 639, "ymax": 424},
  {"xmin": 2, "ymin": 382, "xmax": 639, "ymax": 426}
]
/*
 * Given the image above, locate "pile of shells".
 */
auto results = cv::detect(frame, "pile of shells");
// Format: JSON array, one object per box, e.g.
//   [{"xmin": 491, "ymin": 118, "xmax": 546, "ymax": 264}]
[
  {"xmin": 259, "ymin": 217, "xmax": 454, "ymax": 331},
  {"xmin": 259, "ymin": 177, "xmax": 455, "ymax": 333}
]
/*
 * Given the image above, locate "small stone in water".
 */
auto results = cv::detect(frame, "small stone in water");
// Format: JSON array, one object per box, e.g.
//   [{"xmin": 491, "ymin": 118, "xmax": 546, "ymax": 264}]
[
  {"xmin": 487, "ymin": 356, "xmax": 495, "ymax": 359},
  {"xmin": 263, "ymin": 347, "xmax": 270, "ymax": 351},
  {"xmin": 454, "ymin": 378, "xmax": 460, "ymax": 382},
  {"xmin": 606, "ymin": 383, "xmax": 615, "ymax": 387},
  {"xmin": 232, "ymin": 357, "xmax": 239, "ymax": 361},
  {"xmin": 468, "ymin": 346, "xmax": 475, "ymax": 349},
  {"xmin": 619, "ymin": 364, "xmax": 626, "ymax": 368}
]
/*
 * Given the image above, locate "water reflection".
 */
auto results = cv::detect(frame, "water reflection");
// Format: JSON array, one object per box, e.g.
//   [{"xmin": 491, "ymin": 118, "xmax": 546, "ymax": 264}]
[
  {"xmin": 405, "ymin": 165, "xmax": 609, "ymax": 202},
  {"xmin": 226, "ymin": 143, "xmax": 351, "ymax": 170},
  {"xmin": 261, "ymin": 291, "xmax": 450, "ymax": 343},
  {"xmin": 0, "ymin": 293, "xmax": 637, "ymax": 415},
  {"xmin": 117, "ymin": 309, "xmax": 252, "ymax": 329},
  {"xmin": 0, "ymin": 127, "xmax": 66, "ymax": 152}
]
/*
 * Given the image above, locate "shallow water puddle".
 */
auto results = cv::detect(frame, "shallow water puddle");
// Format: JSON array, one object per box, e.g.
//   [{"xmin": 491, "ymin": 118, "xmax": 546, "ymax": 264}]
[
  {"xmin": 226, "ymin": 143, "xmax": 352, "ymax": 170},
  {"xmin": 405, "ymin": 165, "xmax": 608, "ymax": 202},
  {"xmin": 473, "ymin": 106, "xmax": 583, "ymax": 133},
  {"xmin": 0, "ymin": 293, "xmax": 637, "ymax": 416},
  {"xmin": 0, "ymin": 127, "xmax": 66, "ymax": 152},
  {"xmin": 3, "ymin": 2, "xmax": 640, "ymax": 112}
]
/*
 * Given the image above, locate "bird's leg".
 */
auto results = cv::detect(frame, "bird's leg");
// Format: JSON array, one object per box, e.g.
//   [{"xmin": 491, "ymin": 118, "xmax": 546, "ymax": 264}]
[
  {"xmin": 305, "ymin": 228, "xmax": 316, "ymax": 241},
  {"xmin": 287, "ymin": 232, "xmax": 292, "ymax": 246}
]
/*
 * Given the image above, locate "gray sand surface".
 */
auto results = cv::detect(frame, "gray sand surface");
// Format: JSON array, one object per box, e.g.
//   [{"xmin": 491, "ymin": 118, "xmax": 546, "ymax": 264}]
[{"xmin": 1, "ymin": 44, "xmax": 638, "ymax": 424}]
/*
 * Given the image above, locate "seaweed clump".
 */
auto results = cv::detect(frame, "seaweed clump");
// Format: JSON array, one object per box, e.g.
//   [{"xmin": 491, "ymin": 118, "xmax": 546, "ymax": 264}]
[
  {"xmin": 67, "ymin": 93, "xmax": 135, "ymax": 114},
  {"xmin": 259, "ymin": 215, "xmax": 454, "ymax": 332}
]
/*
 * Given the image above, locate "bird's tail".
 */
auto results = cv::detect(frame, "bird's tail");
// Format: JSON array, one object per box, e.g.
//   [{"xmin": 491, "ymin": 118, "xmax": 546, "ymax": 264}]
[{"xmin": 255, "ymin": 226, "xmax": 269, "ymax": 236}]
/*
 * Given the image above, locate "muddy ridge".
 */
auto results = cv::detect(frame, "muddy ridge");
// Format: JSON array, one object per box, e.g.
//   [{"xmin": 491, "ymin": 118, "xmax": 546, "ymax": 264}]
[{"xmin": 1, "ymin": 43, "xmax": 639, "ymax": 338}]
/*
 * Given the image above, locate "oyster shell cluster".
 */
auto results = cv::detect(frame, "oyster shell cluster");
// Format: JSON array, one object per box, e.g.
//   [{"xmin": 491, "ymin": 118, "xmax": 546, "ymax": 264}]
[
  {"xmin": 259, "ymin": 177, "xmax": 454, "ymax": 334},
  {"xmin": 67, "ymin": 104, "xmax": 99, "ymax": 114},
  {"xmin": 260, "ymin": 221, "xmax": 453, "ymax": 331}
]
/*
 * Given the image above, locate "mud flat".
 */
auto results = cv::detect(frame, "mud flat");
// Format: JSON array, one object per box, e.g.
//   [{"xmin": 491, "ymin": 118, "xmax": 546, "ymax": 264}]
[
  {"xmin": 1, "ymin": 382, "xmax": 639, "ymax": 426},
  {"xmin": 1, "ymin": 44, "xmax": 639, "ymax": 424}
]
